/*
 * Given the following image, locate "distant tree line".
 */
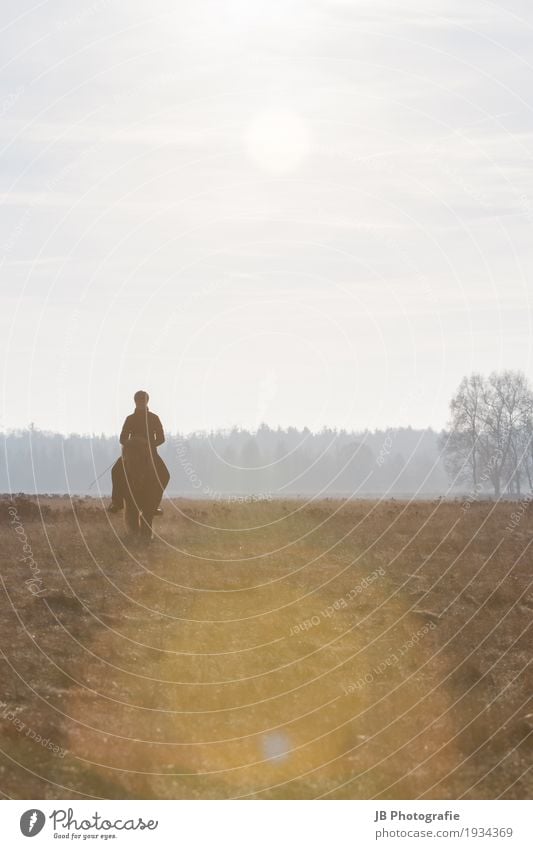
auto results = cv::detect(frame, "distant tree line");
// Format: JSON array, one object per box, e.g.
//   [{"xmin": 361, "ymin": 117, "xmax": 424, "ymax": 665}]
[
  {"xmin": 1, "ymin": 423, "xmax": 450, "ymax": 497},
  {"xmin": 441, "ymin": 370, "xmax": 533, "ymax": 498},
  {"xmin": 7, "ymin": 374, "xmax": 530, "ymax": 500}
]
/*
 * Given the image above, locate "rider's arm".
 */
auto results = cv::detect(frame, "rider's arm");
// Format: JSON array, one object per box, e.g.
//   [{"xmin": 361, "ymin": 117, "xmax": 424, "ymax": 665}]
[
  {"xmin": 119, "ymin": 416, "xmax": 131, "ymax": 446},
  {"xmin": 153, "ymin": 415, "xmax": 165, "ymax": 447}
]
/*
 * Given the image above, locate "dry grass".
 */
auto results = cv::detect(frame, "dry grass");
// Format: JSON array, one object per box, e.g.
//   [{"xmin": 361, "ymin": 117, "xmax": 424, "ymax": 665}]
[{"xmin": 0, "ymin": 496, "xmax": 531, "ymax": 799}]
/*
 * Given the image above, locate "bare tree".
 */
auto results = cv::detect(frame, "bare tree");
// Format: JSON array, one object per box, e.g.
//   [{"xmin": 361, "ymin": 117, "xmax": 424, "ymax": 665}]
[
  {"xmin": 442, "ymin": 371, "xmax": 533, "ymax": 498},
  {"xmin": 483, "ymin": 372, "xmax": 533, "ymax": 497},
  {"xmin": 440, "ymin": 373, "xmax": 485, "ymax": 490}
]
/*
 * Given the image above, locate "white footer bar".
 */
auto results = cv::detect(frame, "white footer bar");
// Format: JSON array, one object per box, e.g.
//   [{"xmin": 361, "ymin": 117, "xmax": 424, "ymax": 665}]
[{"xmin": 2, "ymin": 799, "xmax": 532, "ymax": 848}]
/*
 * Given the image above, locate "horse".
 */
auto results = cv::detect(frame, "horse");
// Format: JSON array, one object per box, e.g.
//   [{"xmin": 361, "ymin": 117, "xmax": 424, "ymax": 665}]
[{"xmin": 122, "ymin": 436, "xmax": 166, "ymax": 541}]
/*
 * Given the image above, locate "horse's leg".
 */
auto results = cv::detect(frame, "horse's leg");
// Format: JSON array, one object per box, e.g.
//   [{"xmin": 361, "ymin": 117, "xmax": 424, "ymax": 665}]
[
  {"xmin": 124, "ymin": 496, "xmax": 139, "ymax": 535},
  {"xmin": 140, "ymin": 483, "xmax": 162, "ymax": 540},
  {"xmin": 139, "ymin": 510, "xmax": 153, "ymax": 540}
]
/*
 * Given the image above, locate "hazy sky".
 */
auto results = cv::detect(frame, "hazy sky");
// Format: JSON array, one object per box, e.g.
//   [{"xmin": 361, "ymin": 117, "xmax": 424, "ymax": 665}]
[{"xmin": 1, "ymin": 0, "xmax": 533, "ymax": 436}]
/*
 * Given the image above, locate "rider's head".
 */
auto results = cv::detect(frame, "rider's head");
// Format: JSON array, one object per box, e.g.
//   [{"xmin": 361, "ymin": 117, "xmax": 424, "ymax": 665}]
[{"xmin": 134, "ymin": 390, "xmax": 149, "ymax": 411}]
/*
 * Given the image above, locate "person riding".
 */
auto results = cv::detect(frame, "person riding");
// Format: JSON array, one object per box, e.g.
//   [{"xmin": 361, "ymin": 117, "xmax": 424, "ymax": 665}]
[{"xmin": 107, "ymin": 390, "xmax": 169, "ymax": 513}]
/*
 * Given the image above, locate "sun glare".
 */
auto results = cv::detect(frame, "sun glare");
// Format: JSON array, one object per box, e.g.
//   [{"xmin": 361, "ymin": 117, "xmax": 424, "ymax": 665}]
[{"xmin": 244, "ymin": 108, "xmax": 311, "ymax": 173}]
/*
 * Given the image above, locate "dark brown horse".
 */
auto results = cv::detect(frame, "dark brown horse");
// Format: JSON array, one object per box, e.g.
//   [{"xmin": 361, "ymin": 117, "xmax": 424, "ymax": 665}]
[{"xmin": 122, "ymin": 437, "xmax": 166, "ymax": 541}]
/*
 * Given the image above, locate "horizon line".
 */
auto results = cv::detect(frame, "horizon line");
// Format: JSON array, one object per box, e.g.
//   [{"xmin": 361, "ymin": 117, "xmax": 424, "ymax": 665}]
[{"xmin": 0, "ymin": 423, "xmax": 444, "ymax": 439}]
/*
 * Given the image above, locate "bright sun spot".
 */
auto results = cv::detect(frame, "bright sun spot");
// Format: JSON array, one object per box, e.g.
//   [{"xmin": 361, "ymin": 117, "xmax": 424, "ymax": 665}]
[{"xmin": 244, "ymin": 108, "xmax": 311, "ymax": 173}]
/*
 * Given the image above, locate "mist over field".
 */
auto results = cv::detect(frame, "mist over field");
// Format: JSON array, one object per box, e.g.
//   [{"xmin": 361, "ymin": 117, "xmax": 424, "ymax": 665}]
[{"xmin": 2, "ymin": 425, "xmax": 450, "ymax": 497}]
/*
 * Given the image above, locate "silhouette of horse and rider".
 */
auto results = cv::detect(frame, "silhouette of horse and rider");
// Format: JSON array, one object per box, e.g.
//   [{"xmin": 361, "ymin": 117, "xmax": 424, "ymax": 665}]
[{"xmin": 108, "ymin": 390, "xmax": 170, "ymax": 540}]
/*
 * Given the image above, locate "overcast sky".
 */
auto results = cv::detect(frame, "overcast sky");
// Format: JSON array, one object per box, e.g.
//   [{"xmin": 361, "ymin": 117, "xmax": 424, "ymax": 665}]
[{"xmin": 1, "ymin": 0, "xmax": 533, "ymax": 436}]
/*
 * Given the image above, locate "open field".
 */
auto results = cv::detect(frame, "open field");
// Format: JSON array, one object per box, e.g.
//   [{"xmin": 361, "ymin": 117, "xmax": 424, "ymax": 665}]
[{"xmin": 0, "ymin": 496, "xmax": 531, "ymax": 799}]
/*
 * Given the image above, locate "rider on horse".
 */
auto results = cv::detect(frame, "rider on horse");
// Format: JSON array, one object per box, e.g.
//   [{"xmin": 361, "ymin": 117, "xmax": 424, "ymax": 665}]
[{"xmin": 107, "ymin": 390, "xmax": 169, "ymax": 514}]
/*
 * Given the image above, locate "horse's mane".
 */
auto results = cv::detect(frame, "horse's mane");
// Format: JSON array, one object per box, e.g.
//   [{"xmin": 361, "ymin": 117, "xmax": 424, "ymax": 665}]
[{"xmin": 123, "ymin": 437, "xmax": 152, "ymax": 477}]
